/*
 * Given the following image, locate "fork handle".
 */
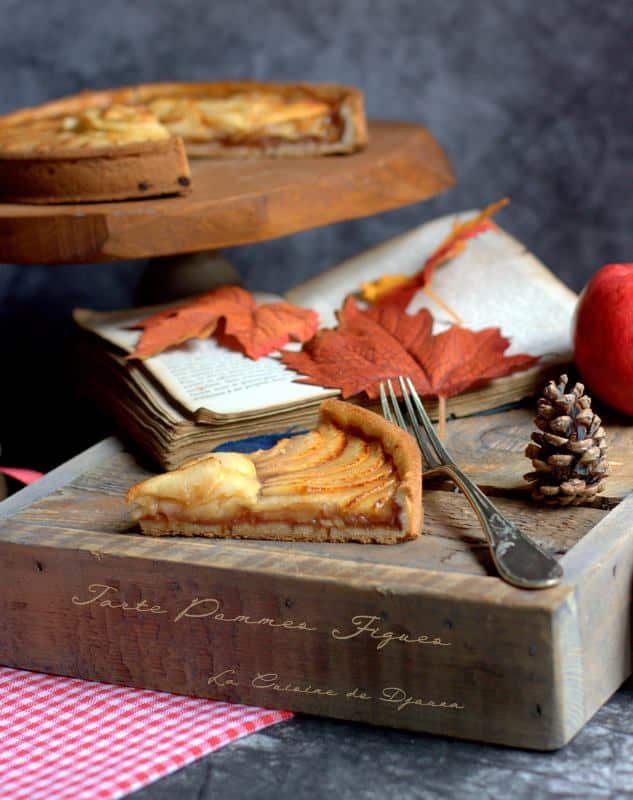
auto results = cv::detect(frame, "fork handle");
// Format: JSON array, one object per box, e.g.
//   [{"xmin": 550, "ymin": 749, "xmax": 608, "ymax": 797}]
[{"xmin": 426, "ymin": 465, "xmax": 563, "ymax": 589}]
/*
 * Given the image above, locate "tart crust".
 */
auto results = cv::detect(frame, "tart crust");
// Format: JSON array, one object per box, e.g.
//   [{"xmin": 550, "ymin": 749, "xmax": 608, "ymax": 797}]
[
  {"xmin": 127, "ymin": 399, "xmax": 422, "ymax": 544},
  {"xmin": 0, "ymin": 137, "xmax": 191, "ymax": 204}
]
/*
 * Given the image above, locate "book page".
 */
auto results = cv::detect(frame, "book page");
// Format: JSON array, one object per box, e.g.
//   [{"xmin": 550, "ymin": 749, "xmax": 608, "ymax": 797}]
[
  {"xmin": 74, "ymin": 295, "xmax": 336, "ymax": 419},
  {"xmin": 76, "ymin": 213, "xmax": 577, "ymax": 422},
  {"xmin": 286, "ymin": 212, "xmax": 577, "ymax": 361}
]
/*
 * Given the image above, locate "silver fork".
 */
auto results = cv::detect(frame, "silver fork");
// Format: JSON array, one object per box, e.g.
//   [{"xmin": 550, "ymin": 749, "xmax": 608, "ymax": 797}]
[{"xmin": 380, "ymin": 376, "xmax": 563, "ymax": 589}]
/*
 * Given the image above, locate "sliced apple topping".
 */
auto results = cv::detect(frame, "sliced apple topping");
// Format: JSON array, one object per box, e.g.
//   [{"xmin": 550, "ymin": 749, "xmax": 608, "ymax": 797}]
[
  {"xmin": 129, "ymin": 422, "xmax": 400, "ymax": 526},
  {"xmin": 128, "ymin": 452, "xmax": 261, "ymax": 522},
  {"xmin": 0, "ymin": 105, "xmax": 171, "ymax": 154},
  {"xmin": 146, "ymin": 93, "xmax": 335, "ymax": 144}
]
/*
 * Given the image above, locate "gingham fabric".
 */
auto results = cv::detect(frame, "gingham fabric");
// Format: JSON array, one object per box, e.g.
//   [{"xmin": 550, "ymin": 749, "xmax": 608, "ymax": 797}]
[
  {"xmin": 0, "ymin": 666, "xmax": 292, "ymax": 800},
  {"xmin": 0, "ymin": 467, "xmax": 43, "ymax": 485}
]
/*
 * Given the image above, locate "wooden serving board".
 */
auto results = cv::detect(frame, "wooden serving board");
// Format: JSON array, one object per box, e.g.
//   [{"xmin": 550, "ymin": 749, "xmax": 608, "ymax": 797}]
[
  {"xmin": 0, "ymin": 121, "xmax": 454, "ymax": 266},
  {"xmin": 1, "ymin": 408, "xmax": 632, "ymax": 750}
]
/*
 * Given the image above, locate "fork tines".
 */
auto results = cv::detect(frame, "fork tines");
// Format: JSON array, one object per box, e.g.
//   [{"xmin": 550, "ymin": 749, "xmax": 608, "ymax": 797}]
[{"xmin": 379, "ymin": 377, "xmax": 448, "ymax": 468}]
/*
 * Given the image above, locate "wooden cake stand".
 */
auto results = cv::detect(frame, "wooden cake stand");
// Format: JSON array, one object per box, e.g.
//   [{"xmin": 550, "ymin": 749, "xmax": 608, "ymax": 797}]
[{"xmin": 0, "ymin": 121, "xmax": 454, "ymax": 266}]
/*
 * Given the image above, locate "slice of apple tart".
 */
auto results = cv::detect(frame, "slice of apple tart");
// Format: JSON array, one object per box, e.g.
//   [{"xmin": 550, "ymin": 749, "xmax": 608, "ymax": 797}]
[{"xmin": 127, "ymin": 400, "xmax": 422, "ymax": 544}]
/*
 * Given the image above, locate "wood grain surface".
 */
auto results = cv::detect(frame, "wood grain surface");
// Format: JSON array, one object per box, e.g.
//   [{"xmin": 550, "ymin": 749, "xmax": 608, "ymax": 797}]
[
  {"xmin": 1, "ymin": 411, "xmax": 632, "ymax": 749},
  {"xmin": 5, "ymin": 447, "xmax": 606, "ymax": 579},
  {"xmin": 0, "ymin": 121, "xmax": 454, "ymax": 265},
  {"xmin": 441, "ymin": 406, "xmax": 633, "ymax": 504}
]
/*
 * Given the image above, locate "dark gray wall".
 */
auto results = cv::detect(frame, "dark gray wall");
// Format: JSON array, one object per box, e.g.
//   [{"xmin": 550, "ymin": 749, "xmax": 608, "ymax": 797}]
[{"xmin": 1, "ymin": 0, "xmax": 631, "ymax": 468}]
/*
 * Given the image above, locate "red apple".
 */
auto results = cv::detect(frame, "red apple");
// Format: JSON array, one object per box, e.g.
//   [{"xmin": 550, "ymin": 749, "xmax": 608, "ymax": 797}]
[{"xmin": 573, "ymin": 263, "xmax": 633, "ymax": 415}]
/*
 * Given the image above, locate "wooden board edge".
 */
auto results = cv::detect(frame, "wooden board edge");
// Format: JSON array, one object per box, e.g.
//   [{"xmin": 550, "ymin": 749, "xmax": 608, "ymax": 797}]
[
  {"xmin": 2, "ymin": 516, "xmax": 570, "ymax": 605},
  {"xmin": 559, "ymin": 492, "xmax": 633, "ymax": 580},
  {"xmin": 0, "ymin": 538, "xmax": 572, "ymax": 749},
  {"xmin": 548, "ymin": 590, "xmax": 586, "ymax": 748},
  {"xmin": 4, "ymin": 436, "xmax": 625, "ymax": 749},
  {"xmin": 0, "ymin": 437, "xmax": 124, "ymax": 519},
  {"xmin": 560, "ymin": 493, "xmax": 633, "ymax": 732}
]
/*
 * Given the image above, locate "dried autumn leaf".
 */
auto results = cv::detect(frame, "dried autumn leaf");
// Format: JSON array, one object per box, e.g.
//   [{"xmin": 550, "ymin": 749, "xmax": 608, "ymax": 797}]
[
  {"xmin": 283, "ymin": 298, "xmax": 430, "ymax": 399},
  {"xmin": 126, "ymin": 309, "xmax": 219, "ymax": 360},
  {"xmin": 421, "ymin": 197, "xmax": 509, "ymax": 286},
  {"xmin": 359, "ymin": 273, "xmax": 408, "ymax": 303},
  {"xmin": 371, "ymin": 198, "xmax": 509, "ymax": 314},
  {"xmin": 282, "ymin": 296, "xmax": 537, "ymax": 401},
  {"xmin": 217, "ymin": 300, "xmax": 322, "ymax": 360},
  {"xmin": 128, "ymin": 285, "xmax": 319, "ymax": 361}
]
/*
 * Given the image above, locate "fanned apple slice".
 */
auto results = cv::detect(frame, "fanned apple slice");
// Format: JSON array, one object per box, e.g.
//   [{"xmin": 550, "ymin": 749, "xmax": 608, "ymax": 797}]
[
  {"xmin": 343, "ymin": 477, "xmax": 399, "ymax": 513},
  {"xmin": 260, "ymin": 436, "xmax": 386, "ymax": 487},
  {"xmin": 253, "ymin": 427, "xmax": 347, "ymax": 477},
  {"xmin": 251, "ymin": 431, "xmax": 334, "ymax": 471},
  {"xmin": 257, "ymin": 474, "xmax": 399, "ymax": 516},
  {"xmin": 261, "ymin": 458, "xmax": 394, "ymax": 496}
]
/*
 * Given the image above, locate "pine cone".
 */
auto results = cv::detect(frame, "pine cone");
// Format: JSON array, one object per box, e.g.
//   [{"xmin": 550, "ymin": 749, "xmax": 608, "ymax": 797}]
[{"xmin": 524, "ymin": 374, "xmax": 609, "ymax": 506}]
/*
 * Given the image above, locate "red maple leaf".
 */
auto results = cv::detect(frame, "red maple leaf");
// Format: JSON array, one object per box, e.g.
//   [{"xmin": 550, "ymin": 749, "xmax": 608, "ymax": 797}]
[
  {"xmin": 374, "ymin": 198, "xmax": 509, "ymax": 314},
  {"xmin": 128, "ymin": 285, "xmax": 319, "ymax": 360},
  {"xmin": 282, "ymin": 296, "xmax": 537, "ymax": 401}
]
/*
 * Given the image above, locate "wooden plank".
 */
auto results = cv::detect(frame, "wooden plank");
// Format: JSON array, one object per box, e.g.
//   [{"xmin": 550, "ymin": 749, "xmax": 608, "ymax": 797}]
[
  {"xmin": 0, "ymin": 536, "xmax": 571, "ymax": 748},
  {"xmin": 0, "ymin": 122, "xmax": 454, "ymax": 265},
  {"xmin": 0, "ymin": 438, "xmax": 124, "ymax": 519},
  {"xmin": 0, "ymin": 432, "xmax": 630, "ymax": 749},
  {"xmin": 558, "ymin": 494, "xmax": 633, "ymax": 731}
]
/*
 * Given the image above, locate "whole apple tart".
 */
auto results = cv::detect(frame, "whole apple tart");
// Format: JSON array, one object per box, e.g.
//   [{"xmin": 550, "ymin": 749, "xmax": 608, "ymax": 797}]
[{"xmin": 0, "ymin": 81, "xmax": 367, "ymax": 203}]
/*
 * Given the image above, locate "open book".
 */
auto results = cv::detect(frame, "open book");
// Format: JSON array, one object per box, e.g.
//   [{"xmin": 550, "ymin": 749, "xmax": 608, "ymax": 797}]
[{"xmin": 75, "ymin": 211, "xmax": 577, "ymax": 468}]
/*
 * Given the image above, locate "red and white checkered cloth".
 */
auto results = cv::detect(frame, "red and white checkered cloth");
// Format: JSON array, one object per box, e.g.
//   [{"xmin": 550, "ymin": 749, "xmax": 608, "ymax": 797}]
[
  {"xmin": 0, "ymin": 467, "xmax": 43, "ymax": 485},
  {"xmin": 0, "ymin": 666, "xmax": 292, "ymax": 800}
]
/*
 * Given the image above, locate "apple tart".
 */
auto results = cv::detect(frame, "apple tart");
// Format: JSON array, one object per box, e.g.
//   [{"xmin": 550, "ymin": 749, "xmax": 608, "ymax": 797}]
[
  {"xmin": 127, "ymin": 400, "xmax": 422, "ymax": 544},
  {"xmin": 0, "ymin": 81, "xmax": 367, "ymax": 203}
]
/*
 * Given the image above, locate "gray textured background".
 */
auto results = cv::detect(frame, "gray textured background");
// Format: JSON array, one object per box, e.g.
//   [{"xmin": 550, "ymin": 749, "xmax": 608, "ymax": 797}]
[{"xmin": 0, "ymin": 0, "xmax": 631, "ymax": 468}]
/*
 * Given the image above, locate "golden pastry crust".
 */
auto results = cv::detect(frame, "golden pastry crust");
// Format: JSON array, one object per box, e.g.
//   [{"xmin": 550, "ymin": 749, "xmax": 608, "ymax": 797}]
[
  {"xmin": 0, "ymin": 137, "xmax": 191, "ymax": 204},
  {"xmin": 136, "ymin": 519, "xmax": 413, "ymax": 545},
  {"xmin": 128, "ymin": 399, "xmax": 422, "ymax": 545},
  {"xmin": 135, "ymin": 80, "xmax": 368, "ymax": 157},
  {"xmin": 319, "ymin": 399, "xmax": 422, "ymax": 541}
]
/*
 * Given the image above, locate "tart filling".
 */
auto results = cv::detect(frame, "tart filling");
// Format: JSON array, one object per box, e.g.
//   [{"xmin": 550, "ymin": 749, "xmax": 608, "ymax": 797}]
[
  {"xmin": 0, "ymin": 81, "xmax": 367, "ymax": 158},
  {"xmin": 145, "ymin": 92, "xmax": 341, "ymax": 146},
  {"xmin": 0, "ymin": 105, "xmax": 171, "ymax": 154},
  {"xmin": 130, "ymin": 451, "xmax": 262, "ymax": 523},
  {"xmin": 127, "ymin": 400, "xmax": 421, "ymax": 544}
]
